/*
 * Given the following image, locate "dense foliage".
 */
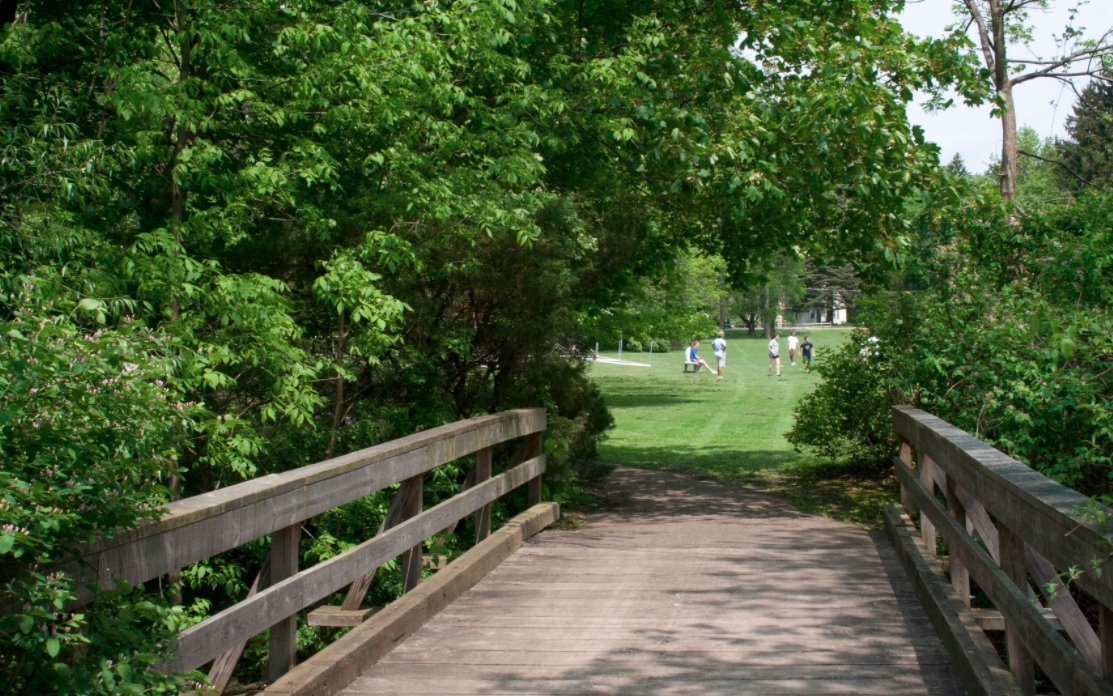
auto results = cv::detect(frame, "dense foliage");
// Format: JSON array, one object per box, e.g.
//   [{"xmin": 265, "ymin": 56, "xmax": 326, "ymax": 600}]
[
  {"xmin": 1057, "ymin": 75, "xmax": 1113, "ymax": 193},
  {"xmin": 787, "ymin": 329, "xmax": 894, "ymax": 463},
  {"xmin": 790, "ymin": 112, "xmax": 1113, "ymax": 495},
  {"xmin": 0, "ymin": 0, "xmax": 979, "ymax": 691}
]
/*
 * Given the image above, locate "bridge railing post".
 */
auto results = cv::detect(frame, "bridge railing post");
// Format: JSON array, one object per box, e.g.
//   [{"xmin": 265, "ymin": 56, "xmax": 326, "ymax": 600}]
[
  {"xmin": 474, "ymin": 446, "xmax": 493, "ymax": 543},
  {"xmin": 268, "ymin": 523, "xmax": 301, "ymax": 683},
  {"xmin": 1101, "ymin": 604, "xmax": 1113, "ymax": 680},
  {"xmin": 999, "ymin": 521, "xmax": 1037, "ymax": 695},
  {"xmin": 526, "ymin": 432, "xmax": 543, "ymax": 506},
  {"xmin": 400, "ymin": 474, "xmax": 424, "ymax": 593},
  {"xmin": 917, "ymin": 452, "xmax": 938, "ymax": 558},
  {"xmin": 898, "ymin": 437, "xmax": 914, "ymax": 517},
  {"xmin": 942, "ymin": 470, "xmax": 971, "ymax": 608}
]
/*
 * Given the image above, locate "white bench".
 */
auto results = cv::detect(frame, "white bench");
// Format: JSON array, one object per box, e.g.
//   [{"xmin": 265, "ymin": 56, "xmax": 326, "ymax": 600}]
[{"xmin": 683, "ymin": 359, "xmax": 700, "ymax": 373}]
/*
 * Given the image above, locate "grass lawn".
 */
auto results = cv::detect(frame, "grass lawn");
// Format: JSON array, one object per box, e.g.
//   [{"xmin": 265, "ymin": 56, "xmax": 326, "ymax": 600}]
[{"xmin": 588, "ymin": 328, "xmax": 898, "ymax": 527}]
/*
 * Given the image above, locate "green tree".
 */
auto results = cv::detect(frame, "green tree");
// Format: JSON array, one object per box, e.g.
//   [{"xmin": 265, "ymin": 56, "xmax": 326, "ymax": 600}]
[
  {"xmin": 953, "ymin": 0, "xmax": 1113, "ymax": 201},
  {"xmin": 796, "ymin": 263, "xmax": 860, "ymax": 326},
  {"xmin": 0, "ymin": 0, "xmax": 986, "ymax": 690},
  {"xmin": 730, "ymin": 254, "xmax": 805, "ymax": 337},
  {"xmin": 1057, "ymin": 74, "xmax": 1113, "ymax": 192},
  {"xmin": 946, "ymin": 153, "xmax": 970, "ymax": 177}
]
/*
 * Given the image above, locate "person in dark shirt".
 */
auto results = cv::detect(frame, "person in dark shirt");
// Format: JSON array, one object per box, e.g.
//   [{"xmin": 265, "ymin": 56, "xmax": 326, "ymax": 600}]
[{"xmin": 801, "ymin": 336, "xmax": 814, "ymax": 373}]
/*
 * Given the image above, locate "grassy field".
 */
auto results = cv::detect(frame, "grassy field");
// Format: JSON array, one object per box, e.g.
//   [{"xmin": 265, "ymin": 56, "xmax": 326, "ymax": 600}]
[{"xmin": 588, "ymin": 328, "xmax": 898, "ymax": 527}]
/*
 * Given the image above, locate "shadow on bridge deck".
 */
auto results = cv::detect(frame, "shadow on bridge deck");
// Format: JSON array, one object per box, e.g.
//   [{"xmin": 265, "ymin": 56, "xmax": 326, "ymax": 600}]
[{"xmin": 340, "ymin": 467, "xmax": 963, "ymax": 695}]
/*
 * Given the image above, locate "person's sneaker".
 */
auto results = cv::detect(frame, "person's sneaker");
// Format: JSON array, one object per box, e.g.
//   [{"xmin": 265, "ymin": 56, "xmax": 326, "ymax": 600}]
[{"xmin": 717, "ymin": 376, "xmax": 723, "ymax": 381}]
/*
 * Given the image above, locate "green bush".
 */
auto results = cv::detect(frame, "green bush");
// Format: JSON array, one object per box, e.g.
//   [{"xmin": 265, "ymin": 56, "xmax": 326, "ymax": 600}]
[
  {"xmin": 791, "ymin": 192, "xmax": 1113, "ymax": 494},
  {"xmin": 786, "ymin": 330, "xmax": 896, "ymax": 464},
  {"xmin": 0, "ymin": 287, "xmax": 200, "ymax": 694}
]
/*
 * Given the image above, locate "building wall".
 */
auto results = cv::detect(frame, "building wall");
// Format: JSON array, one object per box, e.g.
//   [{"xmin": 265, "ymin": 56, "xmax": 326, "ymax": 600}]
[{"xmin": 785, "ymin": 307, "xmax": 847, "ymax": 325}]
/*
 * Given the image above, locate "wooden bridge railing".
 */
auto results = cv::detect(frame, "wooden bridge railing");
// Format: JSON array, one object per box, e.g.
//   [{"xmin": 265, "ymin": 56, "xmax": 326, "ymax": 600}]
[
  {"xmin": 893, "ymin": 405, "xmax": 1113, "ymax": 696},
  {"xmin": 56, "ymin": 408, "xmax": 546, "ymax": 689}
]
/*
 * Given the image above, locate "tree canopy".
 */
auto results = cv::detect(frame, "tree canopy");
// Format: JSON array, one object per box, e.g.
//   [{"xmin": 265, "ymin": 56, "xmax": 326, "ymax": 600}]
[{"xmin": 0, "ymin": 0, "xmax": 979, "ymax": 691}]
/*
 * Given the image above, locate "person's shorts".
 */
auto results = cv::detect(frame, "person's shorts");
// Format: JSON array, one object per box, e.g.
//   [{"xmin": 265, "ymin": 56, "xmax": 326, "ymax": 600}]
[
  {"xmin": 715, "ymin": 352, "xmax": 726, "ymax": 367},
  {"xmin": 803, "ymin": 354, "xmax": 812, "ymax": 363},
  {"xmin": 769, "ymin": 352, "xmax": 779, "ymax": 360}
]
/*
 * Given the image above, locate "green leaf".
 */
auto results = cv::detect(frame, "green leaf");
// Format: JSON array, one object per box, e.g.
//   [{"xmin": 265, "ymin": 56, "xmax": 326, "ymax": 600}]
[
  {"xmin": 20, "ymin": 615, "xmax": 33, "ymax": 634},
  {"xmin": 78, "ymin": 298, "xmax": 104, "ymax": 312},
  {"xmin": 1060, "ymin": 336, "xmax": 1076, "ymax": 360},
  {"xmin": 46, "ymin": 637, "xmax": 60, "ymax": 657},
  {"xmin": 0, "ymin": 534, "xmax": 14, "ymax": 554}
]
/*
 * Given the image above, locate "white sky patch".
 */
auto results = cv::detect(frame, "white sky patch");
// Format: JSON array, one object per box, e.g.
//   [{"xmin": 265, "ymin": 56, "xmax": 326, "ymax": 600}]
[{"xmin": 898, "ymin": 0, "xmax": 1113, "ymax": 171}]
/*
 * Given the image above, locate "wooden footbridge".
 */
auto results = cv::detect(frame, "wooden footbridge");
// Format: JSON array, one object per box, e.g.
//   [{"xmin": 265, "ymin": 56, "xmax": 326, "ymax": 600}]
[{"xmin": 57, "ymin": 408, "xmax": 1113, "ymax": 695}]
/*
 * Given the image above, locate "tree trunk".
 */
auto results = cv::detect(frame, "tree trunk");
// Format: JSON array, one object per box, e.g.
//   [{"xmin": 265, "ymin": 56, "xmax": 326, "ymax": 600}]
[
  {"xmin": 166, "ymin": 0, "xmax": 192, "ymax": 606},
  {"xmin": 326, "ymin": 313, "xmax": 346, "ymax": 458},
  {"xmin": 998, "ymin": 84, "xmax": 1019, "ymax": 202},
  {"xmin": 718, "ymin": 296, "xmax": 725, "ymax": 331},
  {"xmin": 763, "ymin": 288, "xmax": 770, "ymax": 338},
  {"xmin": 989, "ymin": 0, "xmax": 1017, "ymax": 202}
]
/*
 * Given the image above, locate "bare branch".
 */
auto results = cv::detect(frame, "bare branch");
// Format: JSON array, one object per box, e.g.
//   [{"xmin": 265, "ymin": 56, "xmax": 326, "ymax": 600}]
[
  {"xmin": 1018, "ymin": 148, "xmax": 1108, "ymax": 191},
  {"xmin": 963, "ymin": 0, "xmax": 997, "ymax": 74},
  {"xmin": 1011, "ymin": 60, "xmax": 1113, "ymax": 86},
  {"xmin": 1007, "ymin": 30, "xmax": 1113, "ymax": 87}
]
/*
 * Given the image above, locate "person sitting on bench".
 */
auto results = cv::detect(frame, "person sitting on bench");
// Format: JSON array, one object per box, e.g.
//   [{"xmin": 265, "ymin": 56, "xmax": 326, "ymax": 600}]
[{"xmin": 684, "ymin": 340, "xmax": 712, "ymax": 373}]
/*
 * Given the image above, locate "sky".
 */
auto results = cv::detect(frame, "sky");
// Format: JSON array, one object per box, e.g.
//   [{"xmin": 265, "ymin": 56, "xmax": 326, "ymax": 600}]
[{"xmin": 897, "ymin": 0, "xmax": 1113, "ymax": 172}]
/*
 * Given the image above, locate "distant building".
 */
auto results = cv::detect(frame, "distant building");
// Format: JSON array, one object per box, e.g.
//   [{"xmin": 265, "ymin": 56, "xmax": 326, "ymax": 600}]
[{"xmin": 782, "ymin": 304, "xmax": 848, "ymax": 326}]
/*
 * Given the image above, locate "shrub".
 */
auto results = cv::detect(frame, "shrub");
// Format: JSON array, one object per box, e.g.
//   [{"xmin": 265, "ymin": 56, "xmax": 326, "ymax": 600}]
[
  {"xmin": 0, "ymin": 287, "xmax": 200, "ymax": 694},
  {"xmin": 786, "ymin": 330, "xmax": 896, "ymax": 464}
]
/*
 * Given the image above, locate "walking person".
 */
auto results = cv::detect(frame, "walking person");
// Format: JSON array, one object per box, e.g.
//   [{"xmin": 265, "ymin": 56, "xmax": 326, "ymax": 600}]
[
  {"xmin": 711, "ymin": 331, "xmax": 727, "ymax": 381},
  {"xmin": 768, "ymin": 333, "xmax": 781, "ymax": 377},
  {"xmin": 801, "ymin": 335, "xmax": 814, "ymax": 373},
  {"xmin": 787, "ymin": 330, "xmax": 799, "ymax": 366}
]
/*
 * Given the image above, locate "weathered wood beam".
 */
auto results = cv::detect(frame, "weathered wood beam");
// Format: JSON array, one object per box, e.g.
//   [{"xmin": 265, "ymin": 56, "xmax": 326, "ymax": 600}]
[
  {"xmin": 1025, "ymin": 544, "xmax": 1102, "ymax": 669},
  {"xmin": 526, "ymin": 432, "xmax": 543, "ymax": 507},
  {"xmin": 400, "ymin": 475, "xmax": 423, "ymax": 594},
  {"xmin": 208, "ymin": 556, "xmax": 271, "ymax": 693},
  {"xmin": 894, "ymin": 406, "xmax": 1113, "ymax": 610},
  {"xmin": 474, "ymin": 447, "xmax": 492, "ymax": 544},
  {"xmin": 58, "ymin": 408, "xmax": 546, "ymax": 607},
  {"xmin": 268, "ymin": 524, "xmax": 301, "ymax": 683},
  {"xmin": 160, "ymin": 455, "xmax": 545, "ymax": 673},
  {"xmin": 894, "ymin": 455, "xmax": 1113, "ymax": 696}
]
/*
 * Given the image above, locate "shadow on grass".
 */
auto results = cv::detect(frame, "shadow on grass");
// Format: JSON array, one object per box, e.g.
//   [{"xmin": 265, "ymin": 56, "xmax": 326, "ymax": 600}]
[
  {"xmin": 598, "ymin": 446, "xmax": 801, "ymax": 480},
  {"xmin": 765, "ymin": 459, "xmax": 900, "ymax": 530},
  {"xmin": 601, "ymin": 445, "xmax": 900, "ymax": 529},
  {"xmin": 601, "ymin": 392, "xmax": 705, "ymax": 408}
]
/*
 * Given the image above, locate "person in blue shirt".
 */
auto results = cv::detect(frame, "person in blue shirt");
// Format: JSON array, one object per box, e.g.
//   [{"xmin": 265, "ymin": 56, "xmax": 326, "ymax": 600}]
[
  {"xmin": 687, "ymin": 340, "xmax": 711, "ymax": 373},
  {"xmin": 801, "ymin": 336, "xmax": 814, "ymax": 373}
]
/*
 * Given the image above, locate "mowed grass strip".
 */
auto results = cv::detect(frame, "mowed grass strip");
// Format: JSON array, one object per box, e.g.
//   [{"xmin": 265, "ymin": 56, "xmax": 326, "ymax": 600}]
[{"xmin": 589, "ymin": 328, "xmax": 898, "ymax": 527}]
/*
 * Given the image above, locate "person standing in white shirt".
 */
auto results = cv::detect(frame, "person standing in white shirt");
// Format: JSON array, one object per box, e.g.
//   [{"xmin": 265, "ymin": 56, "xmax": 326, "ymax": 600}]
[
  {"xmin": 711, "ymin": 331, "xmax": 727, "ymax": 381},
  {"xmin": 768, "ymin": 333, "xmax": 781, "ymax": 377},
  {"xmin": 787, "ymin": 331, "xmax": 799, "ymax": 366}
]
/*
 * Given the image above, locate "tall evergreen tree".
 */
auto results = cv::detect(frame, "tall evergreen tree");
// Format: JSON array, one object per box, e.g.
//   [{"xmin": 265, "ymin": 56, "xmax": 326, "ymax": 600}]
[
  {"xmin": 796, "ymin": 263, "xmax": 860, "ymax": 325},
  {"xmin": 946, "ymin": 153, "xmax": 970, "ymax": 177},
  {"xmin": 1057, "ymin": 75, "xmax": 1113, "ymax": 192}
]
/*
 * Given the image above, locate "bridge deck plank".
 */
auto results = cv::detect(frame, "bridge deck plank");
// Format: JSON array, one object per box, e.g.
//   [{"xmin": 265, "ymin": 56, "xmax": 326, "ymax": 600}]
[{"xmin": 339, "ymin": 467, "xmax": 964, "ymax": 695}]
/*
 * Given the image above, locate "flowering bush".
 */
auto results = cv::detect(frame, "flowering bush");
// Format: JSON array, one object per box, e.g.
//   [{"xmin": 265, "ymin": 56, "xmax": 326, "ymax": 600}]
[{"xmin": 0, "ymin": 284, "xmax": 199, "ymax": 694}]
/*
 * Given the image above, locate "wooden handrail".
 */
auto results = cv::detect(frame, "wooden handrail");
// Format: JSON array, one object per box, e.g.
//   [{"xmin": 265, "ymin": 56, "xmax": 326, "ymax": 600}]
[
  {"xmin": 161, "ymin": 454, "xmax": 546, "ymax": 673},
  {"xmin": 50, "ymin": 408, "xmax": 545, "ymax": 687},
  {"xmin": 57, "ymin": 408, "xmax": 545, "ymax": 607},
  {"xmin": 893, "ymin": 405, "xmax": 1113, "ymax": 696}
]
